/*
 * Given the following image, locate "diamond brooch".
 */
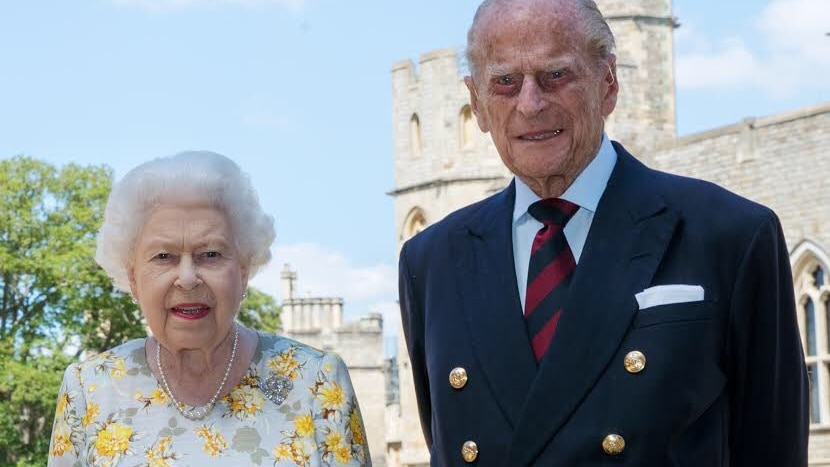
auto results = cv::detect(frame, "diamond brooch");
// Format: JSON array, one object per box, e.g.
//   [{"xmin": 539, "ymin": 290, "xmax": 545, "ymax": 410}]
[{"xmin": 261, "ymin": 373, "xmax": 293, "ymax": 405}]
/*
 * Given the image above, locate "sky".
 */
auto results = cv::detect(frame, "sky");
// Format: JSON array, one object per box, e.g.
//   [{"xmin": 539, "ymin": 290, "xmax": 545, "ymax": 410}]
[{"xmin": 1, "ymin": 0, "xmax": 828, "ymax": 345}]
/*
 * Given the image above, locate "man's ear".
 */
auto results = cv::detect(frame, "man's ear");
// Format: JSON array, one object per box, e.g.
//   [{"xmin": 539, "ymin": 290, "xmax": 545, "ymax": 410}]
[
  {"xmin": 601, "ymin": 55, "xmax": 619, "ymax": 117},
  {"xmin": 464, "ymin": 76, "xmax": 490, "ymax": 133}
]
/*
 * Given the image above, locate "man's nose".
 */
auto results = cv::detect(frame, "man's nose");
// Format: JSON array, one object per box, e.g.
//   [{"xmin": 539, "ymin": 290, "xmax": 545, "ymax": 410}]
[
  {"xmin": 174, "ymin": 256, "xmax": 202, "ymax": 290},
  {"xmin": 516, "ymin": 76, "xmax": 550, "ymax": 117}
]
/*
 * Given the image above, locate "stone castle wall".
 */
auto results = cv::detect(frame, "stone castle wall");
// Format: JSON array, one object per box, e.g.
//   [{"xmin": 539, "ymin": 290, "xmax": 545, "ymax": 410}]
[{"xmin": 647, "ymin": 104, "xmax": 830, "ymax": 254}]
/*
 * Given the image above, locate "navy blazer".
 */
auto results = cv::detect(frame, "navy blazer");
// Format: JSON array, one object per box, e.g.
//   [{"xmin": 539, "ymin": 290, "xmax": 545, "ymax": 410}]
[{"xmin": 398, "ymin": 143, "xmax": 808, "ymax": 466}]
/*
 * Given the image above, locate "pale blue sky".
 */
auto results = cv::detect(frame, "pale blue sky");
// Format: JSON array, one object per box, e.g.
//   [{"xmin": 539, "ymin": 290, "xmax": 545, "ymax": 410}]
[{"xmin": 1, "ymin": 0, "xmax": 827, "ymax": 336}]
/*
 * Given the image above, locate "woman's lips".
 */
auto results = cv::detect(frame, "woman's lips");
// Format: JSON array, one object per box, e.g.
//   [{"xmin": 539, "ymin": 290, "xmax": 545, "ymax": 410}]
[{"xmin": 170, "ymin": 303, "xmax": 211, "ymax": 320}]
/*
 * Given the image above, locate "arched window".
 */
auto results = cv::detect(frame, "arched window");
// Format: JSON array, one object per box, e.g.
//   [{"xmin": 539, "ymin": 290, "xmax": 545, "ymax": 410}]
[
  {"xmin": 792, "ymin": 241, "xmax": 830, "ymax": 427},
  {"xmin": 807, "ymin": 298, "xmax": 817, "ymax": 356},
  {"xmin": 459, "ymin": 105, "xmax": 475, "ymax": 149},
  {"xmin": 410, "ymin": 114, "xmax": 422, "ymax": 158},
  {"xmin": 402, "ymin": 207, "xmax": 427, "ymax": 242},
  {"xmin": 815, "ymin": 266, "xmax": 826, "ymax": 288}
]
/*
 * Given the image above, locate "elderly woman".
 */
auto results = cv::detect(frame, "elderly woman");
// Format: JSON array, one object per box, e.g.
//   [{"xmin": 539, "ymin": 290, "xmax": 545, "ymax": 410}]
[{"xmin": 48, "ymin": 152, "xmax": 370, "ymax": 466}]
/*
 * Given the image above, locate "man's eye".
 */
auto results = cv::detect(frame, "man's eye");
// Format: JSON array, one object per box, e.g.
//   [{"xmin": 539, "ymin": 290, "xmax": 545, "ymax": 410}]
[
  {"xmin": 497, "ymin": 75, "xmax": 517, "ymax": 86},
  {"xmin": 492, "ymin": 74, "xmax": 522, "ymax": 95},
  {"xmin": 202, "ymin": 251, "xmax": 221, "ymax": 259},
  {"xmin": 539, "ymin": 70, "xmax": 567, "ymax": 90},
  {"xmin": 153, "ymin": 253, "xmax": 172, "ymax": 261}
]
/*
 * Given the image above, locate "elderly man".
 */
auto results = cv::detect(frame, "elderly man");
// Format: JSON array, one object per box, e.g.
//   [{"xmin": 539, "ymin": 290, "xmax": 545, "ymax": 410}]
[{"xmin": 398, "ymin": 0, "xmax": 808, "ymax": 465}]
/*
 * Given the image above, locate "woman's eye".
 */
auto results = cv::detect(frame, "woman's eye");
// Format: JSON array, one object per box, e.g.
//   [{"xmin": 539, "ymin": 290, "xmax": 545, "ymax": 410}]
[
  {"xmin": 153, "ymin": 253, "xmax": 171, "ymax": 261},
  {"xmin": 202, "ymin": 251, "xmax": 221, "ymax": 259}
]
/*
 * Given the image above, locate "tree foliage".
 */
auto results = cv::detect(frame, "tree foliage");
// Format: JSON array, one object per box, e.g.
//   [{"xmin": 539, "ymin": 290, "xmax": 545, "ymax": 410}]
[
  {"xmin": 0, "ymin": 156, "xmax": 281, "ymax": 464},
  {"xmin": 238, "ymin": 287, "xmax": 281, "ymax": 334},
  {"xmin": 0, "ymin": 156, "xmax": 146, "ymax": 358}
]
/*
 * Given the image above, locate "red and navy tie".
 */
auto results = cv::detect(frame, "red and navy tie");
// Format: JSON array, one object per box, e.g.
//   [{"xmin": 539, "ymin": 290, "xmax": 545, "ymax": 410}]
[{"xmin": 525, "ymin": 198, "xmax": 580, "ymax": 362}]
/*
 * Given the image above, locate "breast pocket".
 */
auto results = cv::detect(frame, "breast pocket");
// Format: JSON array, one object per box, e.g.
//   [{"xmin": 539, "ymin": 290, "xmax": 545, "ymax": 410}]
[{"xmin": 632, "ymin": 300, "xmax": 717, "ymax": 329}]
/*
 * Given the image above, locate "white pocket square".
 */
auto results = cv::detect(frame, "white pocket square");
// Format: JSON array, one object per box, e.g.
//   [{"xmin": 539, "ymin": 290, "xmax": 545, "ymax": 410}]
[{"xmin": 635, "ymin": 285, "xmax": 704, "ymax": 310}]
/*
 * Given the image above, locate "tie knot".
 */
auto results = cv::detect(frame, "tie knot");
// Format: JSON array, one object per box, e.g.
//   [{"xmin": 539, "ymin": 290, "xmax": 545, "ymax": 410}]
[{"xmin": 528, "ymin": 198, "xmax": 579, "ymax": 226}]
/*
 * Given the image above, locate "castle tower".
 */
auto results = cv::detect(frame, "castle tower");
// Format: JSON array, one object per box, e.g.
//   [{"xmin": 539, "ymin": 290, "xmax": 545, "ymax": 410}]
[
  {"xmin": 390, "ymin": 48, "xmax": 512, "ymax": 251},
  {"xmin": 600, "ymin": 0, "xmax": 677, "ymax": 154}
]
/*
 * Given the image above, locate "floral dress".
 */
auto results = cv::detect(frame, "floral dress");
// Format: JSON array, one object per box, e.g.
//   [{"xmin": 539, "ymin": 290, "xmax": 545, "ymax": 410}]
[{"xmin": 47, "ymin": 333, "xmax": 371, "ymax": 466}]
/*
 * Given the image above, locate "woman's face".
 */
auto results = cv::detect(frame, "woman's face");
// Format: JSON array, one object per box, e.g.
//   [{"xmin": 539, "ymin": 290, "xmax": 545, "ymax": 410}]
[{"xmin": 129, "ymin": 204, "xmax": 248, "ymax": 351}]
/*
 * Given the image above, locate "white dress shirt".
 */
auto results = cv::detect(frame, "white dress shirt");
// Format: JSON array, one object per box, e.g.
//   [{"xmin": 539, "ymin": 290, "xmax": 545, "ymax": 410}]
[{"xmin": 512, "ymin": 135, "xmax": 618, "ymax": 310}]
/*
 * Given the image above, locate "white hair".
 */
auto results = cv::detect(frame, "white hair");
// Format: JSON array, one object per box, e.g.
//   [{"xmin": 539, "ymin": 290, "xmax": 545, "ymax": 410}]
[
  {"xmin": 95, "ymin": 151, "xmax": 276, "ymax": 292},
  {"xmin": 466, "ymin": 0, "xmax": 616, "ymax": 80}
]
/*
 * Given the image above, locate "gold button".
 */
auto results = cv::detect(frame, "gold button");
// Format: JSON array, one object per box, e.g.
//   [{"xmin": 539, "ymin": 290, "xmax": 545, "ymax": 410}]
[
  {"xmin": 624, "ymin": 350, "xmax": 646, "ymax": 374},
  {"xmin": 449, "ymin": 367, "xmax": 468, "ymax": 389},
  {"xmin": 602, "ymin": 434, "xmax": 626, "ymax": 455},
  {"xmin": 461, "ymin": 440, "xmax": 478, "ymax": 463}
]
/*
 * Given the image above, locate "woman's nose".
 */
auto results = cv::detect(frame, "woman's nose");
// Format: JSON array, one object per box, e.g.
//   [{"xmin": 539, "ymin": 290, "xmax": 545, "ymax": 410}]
[{"xmin": 174, "ymin": 256, "xmax": 203, "ymax": 290}]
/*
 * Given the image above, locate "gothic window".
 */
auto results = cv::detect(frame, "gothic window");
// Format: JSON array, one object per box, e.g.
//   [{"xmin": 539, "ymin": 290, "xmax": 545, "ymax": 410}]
[
  {"xmin": 810, "ymin": 363, "xmax": 821, "ymax": 423},
  {"xmin": 793, "ymin": 243, "xmax": 830, "ymax": 427},
  {"xmin": 807, "ymin": 298, "xmax": 817, "ymax": 356},
  {"xmin": 410, "ymin": 113, "xmax": 422, "ymax": 158},
  {"xmin": 815, "ymin": 266, "xmax": 826, "ymax": 288},
  {"xmin": 402, "ymin": 207, "xmax": 427, "ymax": 242},
  {"xmin": 460, "ymin": 105, "xmax": 475, "ymax": 149}
]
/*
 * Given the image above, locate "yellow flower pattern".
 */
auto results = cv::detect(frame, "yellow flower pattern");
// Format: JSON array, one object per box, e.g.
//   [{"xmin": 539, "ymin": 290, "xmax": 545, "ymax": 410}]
[
  {"xmin": 144, "ymin": 436, "xmax": 180, "ymax": 467},
  {"xmin": 47, "ymin": 334, "xmax": 370, "ymax": 466},
  {"xmin": 267, "ymin": 346, "xmax": 304, "ymax": 381},
  {"xmin": 94, "ymin": 352, "xmax": 127, "ymax": 381},
  {"xmin": 349, "ymin": 409, "xmax": 365, "ymax": 446},
  {"xmin": 135, "ymin": 388, "xmax": 170, "ymax": 412},
  {"xmin": 94, "ymin": 422, "xmax": 134, "ymax": 457},
  {"xmin": 294, "ymin": 414, "xmax": 315, "ymax": 438},
  {"xmin": 49, "ymin": 422, "xmax": 72, "ymax": 457},
  {"xmin": 82, "ymin": 401, "xmax": 100, "ymax": 427},
  {"xmin": 195, "ymin": 425, "xmax": 228, "ymax": 457},
  {"xmin": 223, "ymin": 384, "xmax": 265, "ymax": 419},
  {"xmin": 318, "ymin": 382, "xmax": 346, "ymax": 411},
  {"xmin": 56, "ymin": 392, "xmax": 72, "ymax": 416}
]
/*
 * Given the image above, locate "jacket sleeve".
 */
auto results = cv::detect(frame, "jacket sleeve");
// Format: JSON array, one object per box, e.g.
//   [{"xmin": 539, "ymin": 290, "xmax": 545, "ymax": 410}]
[
  {"xmin": 398, "ymin": 242, "xmax": 433, "ymax": 449},
  {"xmin": 726, "ymin": 212, "xmax": 808, "ymax": 466}
]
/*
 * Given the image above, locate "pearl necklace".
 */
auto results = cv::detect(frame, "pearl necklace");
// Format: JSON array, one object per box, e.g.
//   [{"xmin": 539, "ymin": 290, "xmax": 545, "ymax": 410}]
[{"xmin": 156, "ymin": 324, "xmax": 239, "ymax": 421}]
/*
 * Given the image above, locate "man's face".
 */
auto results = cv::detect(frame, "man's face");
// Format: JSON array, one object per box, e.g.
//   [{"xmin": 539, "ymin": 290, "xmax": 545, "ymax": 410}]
[{"xmin": 465, "ymin": 2, "xmax": 617, "ymax": 195}]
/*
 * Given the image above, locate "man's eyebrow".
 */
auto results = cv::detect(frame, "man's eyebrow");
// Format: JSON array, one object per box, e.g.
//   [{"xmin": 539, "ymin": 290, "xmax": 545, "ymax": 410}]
[
  {"xmin": 484, "ymin": 57, "xmax": 578, "ymax": 77},
  {"xmin": 485, "ymin": 63, "xmax": 516, "ymax": 76}
]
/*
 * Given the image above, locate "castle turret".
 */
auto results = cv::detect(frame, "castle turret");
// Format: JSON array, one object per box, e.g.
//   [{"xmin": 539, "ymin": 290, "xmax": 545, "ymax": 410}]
[
  {"xmin": 390, "ymin": 49, "xmax": 510, "ymax": 249},
  {"xmin": 599, "ymin": 0, "xmax": 677, "ymax": 154}
]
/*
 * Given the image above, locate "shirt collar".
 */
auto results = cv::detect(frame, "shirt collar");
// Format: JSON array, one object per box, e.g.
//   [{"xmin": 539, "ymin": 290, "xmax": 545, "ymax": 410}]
[{"xmin": 513, "ymin": 134, "xmax": 618, "ymax": 222}]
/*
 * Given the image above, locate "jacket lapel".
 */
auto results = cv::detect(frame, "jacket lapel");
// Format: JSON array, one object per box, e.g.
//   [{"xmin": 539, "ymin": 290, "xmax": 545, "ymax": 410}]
[
  {"xmin": 507, "ymin": 145, "xmax": 680, "ymax": 465},
  {"xmin": 452, "ymin": 181, "xmax": 538, "ymax": 428}
]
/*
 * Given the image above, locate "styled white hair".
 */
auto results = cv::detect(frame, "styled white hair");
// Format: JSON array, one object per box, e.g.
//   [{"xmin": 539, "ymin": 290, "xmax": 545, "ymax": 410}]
[{"xmin": 95, "ymin": 151, "xmax": 276, "ymax": 293}]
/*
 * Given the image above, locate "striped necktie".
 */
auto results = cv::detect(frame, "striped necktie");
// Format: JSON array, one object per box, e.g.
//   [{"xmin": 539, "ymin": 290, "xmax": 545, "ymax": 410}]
[{"xmin": 525, "ymin": 198, "xmax": 580, "ymax": 362}]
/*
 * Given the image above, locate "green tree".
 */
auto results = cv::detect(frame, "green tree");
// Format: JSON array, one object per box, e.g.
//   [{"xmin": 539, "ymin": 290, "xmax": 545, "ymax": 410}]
[
  {"xmin": 0, "ymin": 156, "xmax": 145, "ymax": 358},
  {"xmin": 238, "ymin": 288, "xmax": 281, "ymax": 334},
  {"xmin": 0, "ymin": 156, "xmax": 146, "ymax": 465}
]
